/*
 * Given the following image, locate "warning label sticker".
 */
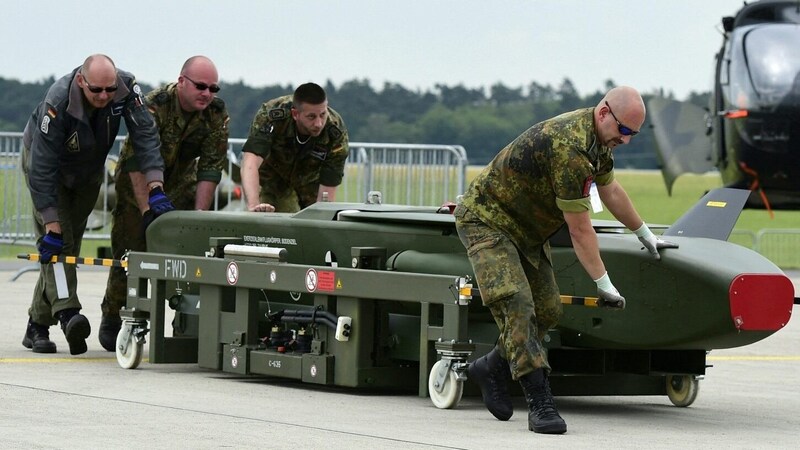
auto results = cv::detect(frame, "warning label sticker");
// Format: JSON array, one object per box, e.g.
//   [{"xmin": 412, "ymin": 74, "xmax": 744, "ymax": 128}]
[{"xmin": 318, "ymin": 270, "xmax": 335, "ymax": 292}]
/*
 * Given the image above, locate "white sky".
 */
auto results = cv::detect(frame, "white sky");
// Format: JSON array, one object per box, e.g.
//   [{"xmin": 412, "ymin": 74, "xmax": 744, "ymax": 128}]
[{"xmin": 2, "ymin": 0, "xmax": 744, "ymax": 100}]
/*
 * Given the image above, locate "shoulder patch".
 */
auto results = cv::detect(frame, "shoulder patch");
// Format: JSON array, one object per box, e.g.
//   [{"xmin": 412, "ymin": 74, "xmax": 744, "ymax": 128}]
[
  {"xmin": 40, "ymin": 115, "xmax": 50, "ymax": 134},
  {"xmin": 268, "ymin": 108, "xmax": 287, "ymax": 121},
  {"xmin": 582, "ymin": 176, "xmax": 594, "ymax": 197},
  {"xmin": 153, "ymin": 91, "xmax": 170, "ymax": 105},
  {"xmin": 328, "ymin": 125, "xmax": 343, "ymax": 140}
]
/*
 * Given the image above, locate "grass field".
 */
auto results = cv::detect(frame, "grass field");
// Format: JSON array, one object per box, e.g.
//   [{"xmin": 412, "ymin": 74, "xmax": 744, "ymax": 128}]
[{"xmin": 3, "ymin": 166, "xmax": 799, "ymax": 267}]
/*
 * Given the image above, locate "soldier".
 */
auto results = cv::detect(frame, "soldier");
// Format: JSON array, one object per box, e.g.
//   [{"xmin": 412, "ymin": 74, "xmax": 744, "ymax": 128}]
[
  {"xmin": 98, "ymin": 56, "xmax": 229, "ymax": 351},
  {"xmin": 454, "ymin": 86, "xmax": 677, "ymax": 434},
  {"xmin": 240, "ymin": 82, "xmax": 349, "ymax": 213},
  {"xmin": 21, "ymin": 54, "xmax": 174, "ymax": 355}
]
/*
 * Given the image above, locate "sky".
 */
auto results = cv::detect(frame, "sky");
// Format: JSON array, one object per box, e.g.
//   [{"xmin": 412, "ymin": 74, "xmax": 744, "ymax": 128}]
[{"xmin": 1, "ymin": 0, "xmax": 747, "ymax": 100}]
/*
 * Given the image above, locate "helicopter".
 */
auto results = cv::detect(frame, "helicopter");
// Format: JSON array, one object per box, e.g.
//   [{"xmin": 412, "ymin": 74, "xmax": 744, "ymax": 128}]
[{"xmin": 648, "ymin": 0, "xmax": 800, "ymax": 211}]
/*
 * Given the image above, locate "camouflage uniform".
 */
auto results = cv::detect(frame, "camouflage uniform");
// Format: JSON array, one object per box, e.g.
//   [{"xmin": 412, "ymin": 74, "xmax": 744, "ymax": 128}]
[
  {"xmin": 241, "ymin": 95, "xmax": 349, "ymax": 212},
  {"xmin": 454, "ymin": 107, "xmax": 615, "ymax": 379},
  {"xmin": 102, "ymin": 83, "xmax": 230, "ymax": 317}
]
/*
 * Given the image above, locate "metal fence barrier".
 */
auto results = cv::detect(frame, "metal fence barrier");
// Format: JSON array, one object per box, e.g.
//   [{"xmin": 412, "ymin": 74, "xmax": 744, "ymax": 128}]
[
  {"xmin": 3, "ymin": 131, "xmax": 799, "ymax": 269},
  {"xmin": 1, "ymin": 132, "xmax": 467, "ymax": 245},
  {"xmin": 754, "ymin": 229, "xmax": 800, "ymax": 269}
]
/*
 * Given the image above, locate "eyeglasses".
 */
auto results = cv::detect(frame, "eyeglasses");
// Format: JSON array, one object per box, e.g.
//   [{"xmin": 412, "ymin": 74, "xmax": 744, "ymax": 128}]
[
  {"xmin": 83, "ymin": 79, "xmax": 118, "ymax": 94},
  {"xmin": 605, "ymin": 101, "xmax": 638, "ymax": 136},
  {"xmin": 182, "ymin": 75, "xmax": 220, "ymax": 93}
]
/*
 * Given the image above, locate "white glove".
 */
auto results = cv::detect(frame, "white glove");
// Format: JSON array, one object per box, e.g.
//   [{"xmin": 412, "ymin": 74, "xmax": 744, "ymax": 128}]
[
  {"xmin": 594, "ymin": 272, "xmax": 626, "ymax": 309},
  {"xmin": 634, "ymin": 223, "xmax": 679, "ymax": 260}
]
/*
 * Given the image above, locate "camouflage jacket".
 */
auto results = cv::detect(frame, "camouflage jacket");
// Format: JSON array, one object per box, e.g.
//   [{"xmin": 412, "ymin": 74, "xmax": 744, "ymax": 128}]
[
  {"xmin": 461, "ymin": 107, "xmax": 615, "ymax": 266},
  {"xmin": 241, "ymin": 95, "xmax": 349, "ymax": 189},
  {"xmin": 118, "ymin": 82, "xmax": 229, "ymax": 185},
  {"xmin": 22, "ymin": 67, "xmax": 164, "ymax": 223}
]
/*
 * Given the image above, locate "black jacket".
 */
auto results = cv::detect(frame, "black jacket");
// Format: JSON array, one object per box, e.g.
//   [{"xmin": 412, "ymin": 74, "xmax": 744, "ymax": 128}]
[{"xmin": 23, "ymin": 66, "xmax": 165, "ymax": 223}]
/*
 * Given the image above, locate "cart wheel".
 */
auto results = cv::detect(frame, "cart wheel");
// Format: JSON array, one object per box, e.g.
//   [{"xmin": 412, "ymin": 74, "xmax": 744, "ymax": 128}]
[
  {"xmin": 428, "ymin": 360, "xmax": 463, "ymax": 409},
  {"xmin": 666, "ymin": 375, "xmax": 699, "ymax": 407},
  {"xmin": 116, "ymin": 325, "xmax": 143, "ymax": 370}
]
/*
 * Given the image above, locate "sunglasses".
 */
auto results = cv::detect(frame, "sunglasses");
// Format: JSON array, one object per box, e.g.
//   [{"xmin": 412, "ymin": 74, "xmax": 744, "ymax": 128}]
[
  {"xmin": 605, "ymin": 101, "xmax": 638, "ymax": 136},
  {"xmin": 183, "ymin": 75, "xmax": 221, "ymax": 93},
  {"xmin": 83, "ymin": 80, "xmax": 118, "ymax": 94}
]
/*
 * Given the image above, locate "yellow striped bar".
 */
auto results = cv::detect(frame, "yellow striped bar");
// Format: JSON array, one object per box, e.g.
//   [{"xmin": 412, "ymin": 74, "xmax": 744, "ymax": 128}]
[
  {"xmin": 469, "ymin": 290, "xmax": 599, "ymax": 307},
  {"xmin": 17, "ymin": 253, "xmax": 127, "ymax": 268},
  {"xmin": 560, "ymin": 295, "xmax": 599, "ymax": 307}
]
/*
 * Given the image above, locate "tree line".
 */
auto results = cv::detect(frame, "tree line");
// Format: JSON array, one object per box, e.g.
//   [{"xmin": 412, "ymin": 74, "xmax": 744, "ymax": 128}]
[{"xmin": 0, "ymin": 76, "xmax": 709, "ymax": 166}]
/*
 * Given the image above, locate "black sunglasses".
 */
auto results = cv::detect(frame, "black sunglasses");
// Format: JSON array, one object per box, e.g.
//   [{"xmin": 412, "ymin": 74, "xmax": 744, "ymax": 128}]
[
  {"xmin": 183, "ymin": 75, "xmax": 221, "ymax": 93},
  {"xmin": 605, "ymin": 101, "xmax": 638, "ymax": 136},
  {"xmin": 84, "ymin": 80, "xmax": 118, "ymax": 94}
]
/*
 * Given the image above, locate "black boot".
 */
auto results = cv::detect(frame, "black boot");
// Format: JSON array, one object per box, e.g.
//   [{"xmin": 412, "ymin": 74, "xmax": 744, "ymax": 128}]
[
  {"xmin": 468, "ymin": 347, "xmax": 513, "ymax": 420},
  {"xmin": 98, "ymin": 315, "xmax": 122, "ymax": 352},
  {"xmin": 22, "ymin": 318, "xmax": 57, "ymax": 353},
  {"xmin": 58, "ymin": 308, "xmax": 91, "ymax": 355},
  {"xmin": 519, "ymin": 369, "xmax": 567, "ymax": 434}
]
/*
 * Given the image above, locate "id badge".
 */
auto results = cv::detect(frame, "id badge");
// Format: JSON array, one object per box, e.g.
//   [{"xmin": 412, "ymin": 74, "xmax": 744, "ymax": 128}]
[{"xmin": 590, "ymin": 182, "xmax": 603, "ymax": 213}]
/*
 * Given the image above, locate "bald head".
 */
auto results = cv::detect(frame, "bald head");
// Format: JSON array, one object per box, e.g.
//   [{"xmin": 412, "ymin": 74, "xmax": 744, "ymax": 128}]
[
  {"xmin": 599, "ymin": 86, "xmax": 645, "ymax": 119},
  {"xmin": 177, "ymin": 55, "xmax": 219, "ymax": 112},
  {"xmin": 180, "ymin": 55, "xmax": 217, "ymax": 77},
  {"xmin": 595, "ymin": 86, "xmax": 645, "ymax": 149},
  {"xmin": 77, "ymin": 54, "xmax": 118, "ymax": 109},
  {"xmin": 81, "ymin": 54, "xmax": 116, "ymax": 77}
]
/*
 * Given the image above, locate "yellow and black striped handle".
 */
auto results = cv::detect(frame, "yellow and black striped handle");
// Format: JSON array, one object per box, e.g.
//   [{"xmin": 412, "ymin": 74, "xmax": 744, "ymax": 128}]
[
  {"xmin": 559, "ymin": 295, "xmax": 599, "ymax": 307},
  {"xmin": 17, "ymin": 253, "xmax": 127, "ymax": 268}
]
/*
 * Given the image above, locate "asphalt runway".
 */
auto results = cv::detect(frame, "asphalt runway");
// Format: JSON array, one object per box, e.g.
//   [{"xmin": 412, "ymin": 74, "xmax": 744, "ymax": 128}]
[{"xmin": 1, "ymin": 262, "xmax": 798, "ymax": 449}]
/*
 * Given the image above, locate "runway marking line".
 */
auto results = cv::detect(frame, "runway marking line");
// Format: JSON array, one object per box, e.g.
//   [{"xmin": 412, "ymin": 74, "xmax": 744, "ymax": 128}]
[
  {"xmin": 1, "ymin": 356, "xmax": 798, "ymax": 363},
  {"xmin": 0, "ymin": 357, "xmax": 148, "ymax": 363},
  {"xmin": 707, "ymin": 355, "xmax": 800, "ymax": 361}
]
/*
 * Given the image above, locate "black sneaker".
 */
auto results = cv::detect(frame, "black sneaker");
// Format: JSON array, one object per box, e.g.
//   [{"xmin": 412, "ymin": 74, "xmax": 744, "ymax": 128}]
[
  {"xmin": 58, "ymin": 308, "xmax": 91, "ymax": 355},
  {"xmin": 22, "ymin": 318, "xmax": 57, "ymax": 353},
  {"xmin": 98, "ymin": 315, "xmax": 122, "ymax": 352}
]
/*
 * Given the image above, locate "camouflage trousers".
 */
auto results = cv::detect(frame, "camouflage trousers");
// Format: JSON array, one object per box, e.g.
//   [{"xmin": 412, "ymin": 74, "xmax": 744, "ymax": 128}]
[
  {"xmin": 102, "ymin": 172, "xmax": 196, "ymax": 318},
  {"xmin": 454, "ymin": 204, "xmax": 562, "ymax": 379}
]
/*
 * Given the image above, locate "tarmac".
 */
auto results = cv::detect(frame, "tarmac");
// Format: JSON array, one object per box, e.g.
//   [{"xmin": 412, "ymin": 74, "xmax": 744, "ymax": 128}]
[{"xmin": 1, "ymin": 260, "xmax": 798, "ymax": 449}]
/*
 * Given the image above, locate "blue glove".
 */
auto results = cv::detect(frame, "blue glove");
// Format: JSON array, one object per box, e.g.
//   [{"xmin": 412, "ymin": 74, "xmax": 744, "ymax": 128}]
[
  {"xmin": 38, "ymin": 231, "xmax": 63, "ymax": 264},
  {"xmin": 148, "ymin": 186, "xmax": 176, "ymax": 217}
]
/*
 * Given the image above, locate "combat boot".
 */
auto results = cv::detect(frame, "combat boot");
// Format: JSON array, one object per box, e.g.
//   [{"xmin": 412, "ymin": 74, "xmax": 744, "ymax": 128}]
[
  {"xmin": 468, "ymin": 347, "xmax": 514, "ymax": 420},
  {"xmin": 98, "ymin": 315, "xmax": 122, "ymax": 352},
  {"xmin": 21, "ymin": 318, "xmax": 57, "ymax": 353},
  {"xmin": 58, "ymin": 308, "xmax": 91, "ymax": 355},
  {"xmin": 519, "ymin": 368, "xmax": 567, "ymax": 434}
]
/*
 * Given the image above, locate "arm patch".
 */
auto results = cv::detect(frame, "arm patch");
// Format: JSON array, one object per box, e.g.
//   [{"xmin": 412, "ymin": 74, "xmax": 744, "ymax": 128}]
[
  {"xmin": 328, "ymin": 125, "xmax": 343, "ymax": 140},
  {"xmin": 582, "ymin": 176, "xmax": 593, "ymax": 197},
  {"xmin": 153, "ymin": 92, "xmax": 170, "ymax": 105},
  {"xmin": 268, "ymin": 108, "xmax": 287, "ymax": 120}
]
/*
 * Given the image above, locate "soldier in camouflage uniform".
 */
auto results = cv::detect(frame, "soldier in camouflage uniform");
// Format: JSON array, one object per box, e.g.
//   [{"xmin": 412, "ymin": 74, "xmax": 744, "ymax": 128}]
[
  {"xmin": 240, "ymin": 83, "xmax": 348, "ymax": 213},
  {"xmin": 99, "ymin": 56, "xmax": 229, "ymax": 351},
  {"xmin": 455, "ymin": 86, "xmax": 677, "ymax": 434}
]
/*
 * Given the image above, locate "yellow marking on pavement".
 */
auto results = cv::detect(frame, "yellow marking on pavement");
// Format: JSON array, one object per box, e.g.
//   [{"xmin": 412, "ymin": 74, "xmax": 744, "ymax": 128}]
[
  {"xmin": 707, "ymin": 355, "xmax": 800, "ymax": 361},
  {"xmin": 0, "ymin": 357, "xmax": 149, "ymax": 363}
]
